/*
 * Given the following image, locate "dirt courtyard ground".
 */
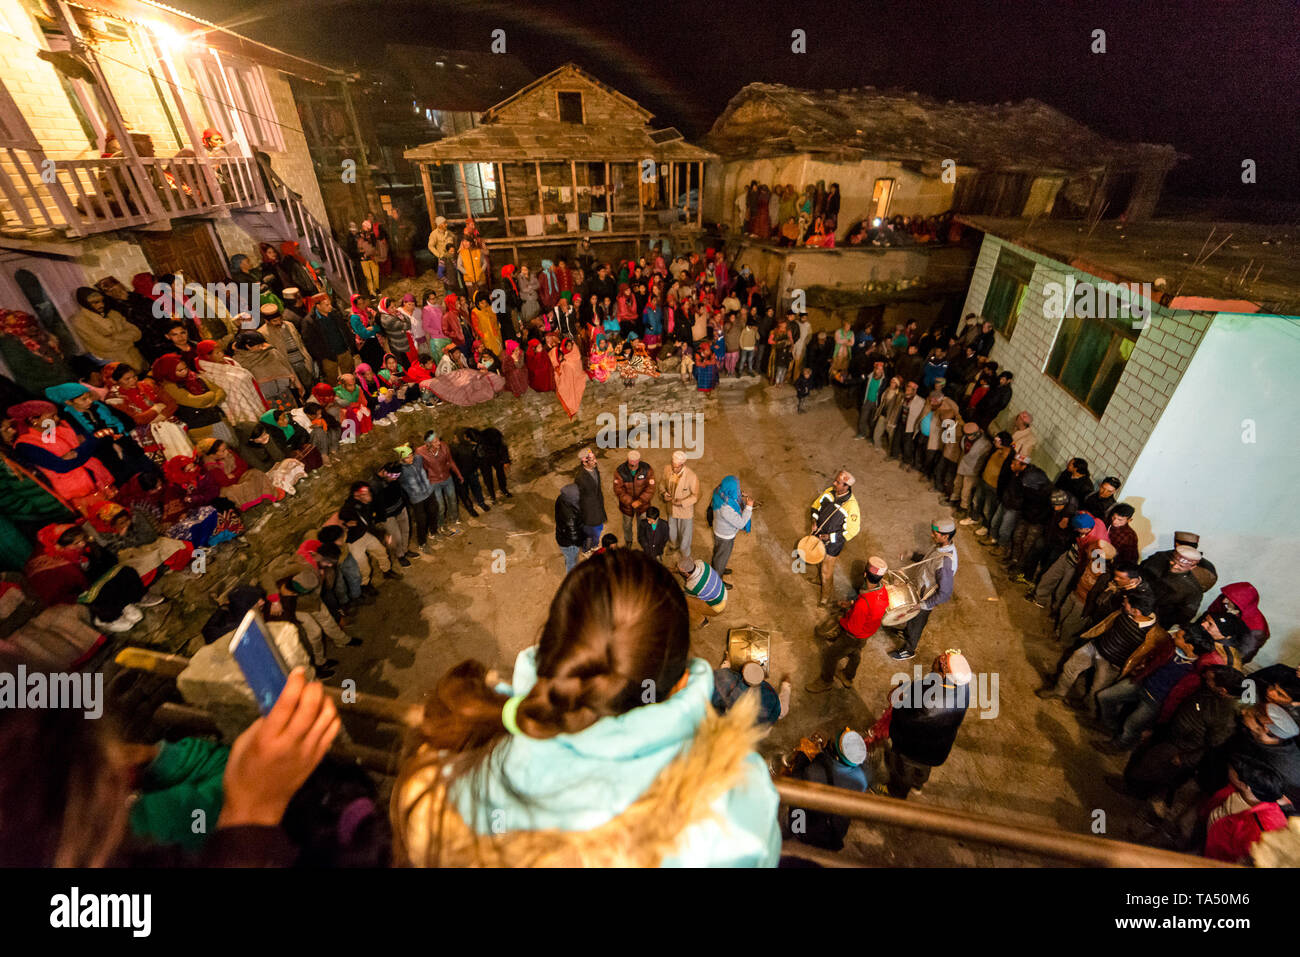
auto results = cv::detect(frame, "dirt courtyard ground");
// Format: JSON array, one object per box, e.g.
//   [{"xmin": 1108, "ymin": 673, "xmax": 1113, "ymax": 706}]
[{"xmin": 331, "ymin": 376, "xmax": 1150, "ymax": 865}]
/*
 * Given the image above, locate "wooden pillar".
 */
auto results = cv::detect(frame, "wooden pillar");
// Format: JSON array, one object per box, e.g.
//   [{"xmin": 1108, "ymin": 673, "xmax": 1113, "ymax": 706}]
[
  {"xmin": 456, "ymin": 162, "xmax": 472, "ymax": 219},
  {"xmin": 419, "ymin": 164, "xmax": 437, "ymax": 222},
  {"xmin": 669, "ymin": 163, "xmax": 676, "ymax": 217},
  {"xmin": 696, "ymin": 162, "xmax": 703, "ymax": 228},
  {"xmin": 638, "ymin": 158, "xmax": 646, "ymax": 235},
  {"xmin": 604, "ymin": 161, "xmax": 612, "ymax": 220},
  {"xmin": 570, "ymin": 160, "xmax": 579, "ymax": 222},
  {"xmin": 497, "ymin": 162, "xmax": 511, "ymax": 236},
  {"xmin": 534, "ymin": 161, "xmax": 544, "ymax": 218}
]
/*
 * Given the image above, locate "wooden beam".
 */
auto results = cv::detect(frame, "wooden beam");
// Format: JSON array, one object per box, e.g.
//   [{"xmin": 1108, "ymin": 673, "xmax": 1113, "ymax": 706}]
[
  {"xmin": 605, "ymin": 162, "xmax": 613, "ymax": 220},
  {"xmin": 457, "ymin": 162, "xmax": 472, "ymax": 219},
  {"xmin": 419, "ymin": 164, "xmax": 437, "ymax": 221},
  {"xmin": 570, "ymin": 160, "xmax": 579, "ymax": 218},
  {"xmin": 535, "ymin": 161, "xmax": 544, "ymax": 218},
  {"xmin": 696, "ymin": 162, "xmax": 703, "ymax": 228},
  {"xmin": 497, "ymin": 162, "xmax": 511, "ymax": 236}
]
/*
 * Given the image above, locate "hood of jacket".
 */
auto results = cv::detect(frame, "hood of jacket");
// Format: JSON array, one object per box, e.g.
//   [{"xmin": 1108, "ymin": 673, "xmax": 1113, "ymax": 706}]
[{"xmin": 396, "ymin": 651, "xmax": 779, "ymax": 867}]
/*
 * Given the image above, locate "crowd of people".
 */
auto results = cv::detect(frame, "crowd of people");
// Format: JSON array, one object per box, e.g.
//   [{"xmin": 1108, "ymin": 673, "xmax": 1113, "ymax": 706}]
[{"xmin": 0, "ymin": 216, "xmax": 1294, "ymax": 870}]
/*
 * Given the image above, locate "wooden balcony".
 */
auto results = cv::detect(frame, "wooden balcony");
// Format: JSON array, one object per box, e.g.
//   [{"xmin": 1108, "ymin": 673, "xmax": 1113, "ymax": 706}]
[{"xmin": 0, "ymin": 148, "xmax": 268, "ymax": 242}]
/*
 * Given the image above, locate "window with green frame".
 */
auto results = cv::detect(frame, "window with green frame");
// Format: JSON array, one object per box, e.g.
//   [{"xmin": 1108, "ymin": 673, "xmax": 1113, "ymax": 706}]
[
  {"xmin": 1045, "ymin": 312, "xmax": 1138, "ymax": 416},
  {"xmin": 982, "ymin": 248, "xmax": 1035, "ymax": 339}
]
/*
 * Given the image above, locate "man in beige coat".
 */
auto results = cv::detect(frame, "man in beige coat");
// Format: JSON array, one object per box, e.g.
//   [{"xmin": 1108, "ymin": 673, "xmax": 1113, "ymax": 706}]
[{"xmin": 661, "ymin": 450, "xmax": 699, "ymax": 558}]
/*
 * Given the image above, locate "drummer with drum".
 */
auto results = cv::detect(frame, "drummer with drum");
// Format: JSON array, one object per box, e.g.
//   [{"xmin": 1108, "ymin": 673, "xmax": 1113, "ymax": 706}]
[
  {"xmin": 806, "ymin": 470, "xmax": 861, "ymax": 607},
  {"xmin": 887, "ymin": 518, "xmax": 958, "ymax": 661},
  {"xmin": 806, "ymin": 557, "xmax": 891, "ymax": 693}
]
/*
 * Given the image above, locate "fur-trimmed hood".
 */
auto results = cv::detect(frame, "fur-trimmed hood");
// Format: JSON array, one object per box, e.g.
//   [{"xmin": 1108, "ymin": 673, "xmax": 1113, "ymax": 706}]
[{"xmin": 395, "ymin": 658, "xmax": 779, "ymax": 868}]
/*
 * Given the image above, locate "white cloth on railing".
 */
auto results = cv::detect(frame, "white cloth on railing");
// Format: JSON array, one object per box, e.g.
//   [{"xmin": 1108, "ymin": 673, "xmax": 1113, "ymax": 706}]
[{"xmin": 524, "ymin": 214, "xmax": 544, "ymax": 236}]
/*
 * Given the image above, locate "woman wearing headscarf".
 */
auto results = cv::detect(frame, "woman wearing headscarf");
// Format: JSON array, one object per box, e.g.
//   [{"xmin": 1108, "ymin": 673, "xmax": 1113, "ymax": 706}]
[
  {"xmin": 708, "ymin": 475, "xmax": 753, "ymax": 585},
  {"xmin": 87, "ymin": 501, "xmax": 192, "ymax": 585},
  {"xmin": 693, "ymin": 341, "xmax": 719, "ymax": 394},
  {"xmin": 23, "ymin": 522, "xmax": 149, "ymax": 633},
  {"xmin": 69, "ymin": 286, "xmax": 145, "ymax": 369},
  {"xmin": 194, "ymin": 340, "xmax": 266, "ymax": 425},
  {"xmin": 257, "ymin": 243, "xmax": 289, "ymax": 302},
  {"xmin": 236, "ymin": 420, "xmax": 307, "ymax": 496},
  {"xmin": 258, "ymin": 408, "xmax": 317, "ymax": 465},
  {"xmin": 353, "ymin": 363, "xmax": 401, "ymax": 425},
  {"xmin": 150, "ymin": 352, "xmax": 234, "ymax": 447},
  {"xmin": 278, "ymin": 240, "xmax": 321, "ymax": 295},
  {"xmin": 44, "ymin": 381, "xmax": 158, "ymax": 486},
  {"xmin": 0, "ymin": 309, "xmax": 75, "ymax": 394},
  {"xmin": 549, "ymin": 338, "xmax": 585, "ymax": 419},
  {"xmin": 517, "ymin": 264, "xmax": 540, "ymax": 321},
  {"xmin": 442, "ymin": 293, "xmax": 470, "ymax": 361},
  {"xmin": 1206, "ymin": 583, "xmax": 1270, "ymax": 663},
  {"xmin": 103, "ymin": 363, "xmax": 192, "ymax": 465},
  {"xmin": 230, "ymin": 331, "xmax": 298, "ymax": 412},
  {"xmin": 348, "ymin": 295, "xmax": 385, "ymax": 370},
  {"xmin": 330, "ymin": 372, "xmax": 373, "ymax": 438},
  {"xmin": 417, "ymin": 289, "xmax": 449, "ymax": 362},
  {"xmin": 195, "ymin": 437, "xmax": 280, "ymax": 511},
  {"xmin": 7, "ymin": 400, "xmax": 116, "ymax": 514},
  {"xmin": 500, "ymin": 340, "xmax": 529, "ymax": 398},
  {"xmin": 154, "ymin": 454, "xmax": 245, "ymax": 543},
  {"xmin": 497, "ymin": 265, "xmax": 522, "ymax": 342},
  {"xmin": 587, "ymin": 335, "xmax": 618, "ymax": 384},
  {"xmin": 375, "ymin": 296, "xmax": 414, "ymax": 369},
  {"xmin": 537, "ymin": 260, "xmax": 561, "ymax": 314},
  {"xmin": 470, "ymin": 291, "xmax": 503, "ymax": 356},
  {"xmin": 525, "ymin": 338, "xmax": 554, "ymax": 393}
]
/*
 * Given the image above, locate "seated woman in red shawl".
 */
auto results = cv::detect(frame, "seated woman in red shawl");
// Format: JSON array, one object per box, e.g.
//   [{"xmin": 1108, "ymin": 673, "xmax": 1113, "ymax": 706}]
[
  {"xmin": 23, "ymin": 522, "xmax": 149, "ymax": 633},
  {"xmin": 104, "ymin": 361, "xmax": 193, "ymax": 465},
  {"xmin": 549, "ymin": 337, "xmax": 586, "ymax": 419},
  {"xmin": 353, "ymin": 363, "xmax": 401, "ymax": 424},
  {"xmin": 86, "ymin": 501, "xmax": 193, "ymax": 587},
  {"xmin": 500, "ymin": 340, "xmax": 529, "ymax": 398},
  {"xmin": 7, "ymin": 399, "xmax": 116, "ymax": 514},
  {"xmin": 331, "ymin": 373, "xmax": 373, "ymax": 440},
  {"xmin": 148, "ymin": 454, "xmax": 245, "ymax": 544},
  {"xmin": 194, "ymin": 437, "xmax": 281, "ymax": 511},
  {"xmin": 525, "ymin": 338, "xmax": 555, "ymax": 392},
  {"xmin": 442, "ymin": 293, "xmax": 469, "ymax": 360}
]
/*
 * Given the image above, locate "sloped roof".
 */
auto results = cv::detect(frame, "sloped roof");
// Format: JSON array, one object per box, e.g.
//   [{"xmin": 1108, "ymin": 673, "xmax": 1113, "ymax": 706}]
[
  {"xmin": 405, "ymin": 63, "xmax": 715, "ymax": 163},
  {"xmin": 384, "ymin": 46, "xmax": 535, "ymax": 112},
  {"xmin": 962, "ymin": 217, "xmax": 1300, "ymax": 316},
  {"xmin": 705, "ymin": 83, "xmax": 1180, "ymax": 173}
]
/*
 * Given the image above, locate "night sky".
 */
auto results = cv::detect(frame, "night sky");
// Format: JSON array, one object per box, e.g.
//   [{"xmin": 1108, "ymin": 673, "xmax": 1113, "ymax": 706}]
[{"xmin": 183, "ymin": 0, "xmax": 1299, "ymax": 204}]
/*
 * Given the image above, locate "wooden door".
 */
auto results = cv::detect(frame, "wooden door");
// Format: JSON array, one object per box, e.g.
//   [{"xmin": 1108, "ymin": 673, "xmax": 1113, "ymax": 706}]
[{"xmin": 137, "ymin": 220, "xmax": 228, "ymax": 284}]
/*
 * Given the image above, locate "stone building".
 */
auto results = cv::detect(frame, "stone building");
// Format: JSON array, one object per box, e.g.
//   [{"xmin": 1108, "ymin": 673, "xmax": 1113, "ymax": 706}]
[
  {"xmin": 959, "ymin": 216, "xmax": 1300, "ymax": 664},
  {"xmin": 702, "ymin": 84, "xmax": 1180, "ymax": 238},
  {"xmin": 405, "ymin": 63, "xmax": 716, "ymax": 263},
  {"xmin": 0, "ymin": 0, "xmax": 358, "ymax": 370}
]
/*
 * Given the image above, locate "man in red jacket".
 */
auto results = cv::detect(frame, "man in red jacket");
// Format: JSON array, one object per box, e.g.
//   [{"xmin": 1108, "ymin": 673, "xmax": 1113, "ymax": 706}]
[
  {"xmin": 1198, "ymin": 754, "xmax": 1288, "ymax": 863},
  {"xmin": 808, "ymin": 557, "xmax": 890, "ymax": 693}
]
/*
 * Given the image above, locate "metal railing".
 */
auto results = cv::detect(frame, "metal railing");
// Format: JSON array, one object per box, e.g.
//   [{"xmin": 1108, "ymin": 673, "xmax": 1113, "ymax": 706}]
[
  {"xmin": 775, "ymin": 777, "xmax": 1233, "ymax": 868},
  {"xmin": 261, "ymin": 162, "xmax": 359, "ymax": 297}
]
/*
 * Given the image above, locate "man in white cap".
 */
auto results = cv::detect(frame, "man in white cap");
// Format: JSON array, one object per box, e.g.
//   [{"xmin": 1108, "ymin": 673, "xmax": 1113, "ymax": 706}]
[
  {"xmin": 889, "ymin": 518, "xmax": 958, "ymax": 660},
  {"xmin": 807, "ymin": 557, "xmax": 890, "ymax": 693},
  {"xmin": 1140, "ymin": 543, "xmax": 1205, "ymax": 627},
  {"xmin": 1009, "ymin": 409, "xmax": 1036, "ymax": 457},
  {"xmin": 661, "ymin": 450, "xmax": 699, "ymax": 557},
  {"xmin": 808, "ymin": 469, "xmax": 861, "ymax": 606},
  {"xmin": 612, "ymin": 448, "xmax": 655, "ymax": 547},
  {"xmin": 780, "ymin": 728, "xmax": 870, "ymax": 850},
  {"xmin": 427, "ymin": 215, "xmax": 456, "ymax": 280},
  {"xmin": 886, "ymin": 650, "xmax": 971, "ymax": 798}
]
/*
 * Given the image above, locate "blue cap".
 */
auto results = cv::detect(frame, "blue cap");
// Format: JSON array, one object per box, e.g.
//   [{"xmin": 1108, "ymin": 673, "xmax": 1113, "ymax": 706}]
[{"xmin": 1070, "ymin": 513, "xmax": 1096, "ymax": 532}]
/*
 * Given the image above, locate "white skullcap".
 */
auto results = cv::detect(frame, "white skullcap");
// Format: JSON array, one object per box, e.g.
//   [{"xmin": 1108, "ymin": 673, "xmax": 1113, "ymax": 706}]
[
  {"xmin": 671, "ymin": 450, "xmax": 687, "ymax": 465},
  {"xmin": 838, "ymin": 469, "xmax": 855, "ymax": 487}
]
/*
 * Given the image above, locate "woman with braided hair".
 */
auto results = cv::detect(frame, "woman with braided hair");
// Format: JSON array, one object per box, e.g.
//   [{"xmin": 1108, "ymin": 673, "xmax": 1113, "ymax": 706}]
[{"xmin": 393, "ymin": 548, "xmax": 780, "ymax": 867}]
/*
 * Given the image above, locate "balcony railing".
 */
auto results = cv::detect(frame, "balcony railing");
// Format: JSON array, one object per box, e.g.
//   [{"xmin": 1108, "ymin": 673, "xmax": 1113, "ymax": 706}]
[{"xmin": 0, "ymin": 147, "xmax": 267, "ymax": 239}]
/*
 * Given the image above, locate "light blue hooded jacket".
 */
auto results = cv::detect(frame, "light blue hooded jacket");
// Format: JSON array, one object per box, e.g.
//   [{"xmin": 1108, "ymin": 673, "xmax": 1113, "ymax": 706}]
[{"xmin": 449, "ymin": 647, "xmax": 781, "ymax": 867}]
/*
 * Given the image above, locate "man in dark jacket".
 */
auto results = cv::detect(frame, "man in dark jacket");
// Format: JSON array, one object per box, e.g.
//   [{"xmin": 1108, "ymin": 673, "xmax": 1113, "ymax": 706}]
[
  {"xmin": 1055, "ymin": 457, "xmax": 1095, "ymax": 505},
  {"xmin": 637, "ymin": 506, "xmax": 669, "ymax": 561},
  {"xmin": 612, "ymin": 449, "xmax": 655, "ymax": 546},
  {"xmin": 371, "ymin": 464, "xmax": 416, "ymax": 567},
  {"xmin": 463, "ymin": 427, "xmax": 512, "ymax": 501},
  {"xmin": 981, "ymin": 454, "xmax": 1046, "ymax": 555},
  {"xmin": 973, "ymin": 370, "xmax": 1013, "ymax": 430},
  {"xmin": 1141, "ymin": 545, "xmax": 1206, "ymax": 627},
  {"xmin": 972, "ymin": 320, "xmax": 996, "ymax": 357},
  {"xmin": 450, "ymin": 433, "xmax": 490, "ymax": 518},
  {"xmin": 886, "ymin": 651, "xmax": 972, "ymax": 798},
  {"xmin": 575, "ymin": 447, "xmax": 606, "ymax": 552},
  {"xmin": 1122, "ymin": 665, "xmax": 1243, "ymax": 801},
  {"xmin": 893, "ymin": 343, "xmax": 924, "ymax": 389},
  {"xmin": 1004, "ymin": 462, "xmax": 1054, "ymax": 569},
  {"xmin": 554, "ymin": 483, "xmax": 585, "ymax": 573}
]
